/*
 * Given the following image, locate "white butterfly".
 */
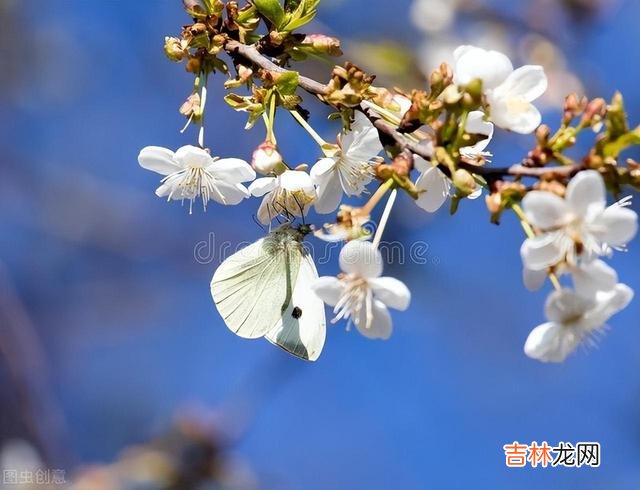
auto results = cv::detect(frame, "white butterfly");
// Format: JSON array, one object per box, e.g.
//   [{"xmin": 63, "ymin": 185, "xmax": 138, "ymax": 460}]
[{"xmin": 211, "ymin": 224, "xmax": 326, "ymax": 361}]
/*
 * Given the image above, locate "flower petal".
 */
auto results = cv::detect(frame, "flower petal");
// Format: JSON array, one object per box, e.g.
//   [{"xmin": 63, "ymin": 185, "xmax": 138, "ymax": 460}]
[
  {"xmin": 310, "ymin": 157, "xmax": 337, "ymax": 181},
  {"xmin": 353, "ymin": 299, "xmax": 393, "ymax": 340},
  {"xmin": 453, "ymin": 45, "xmax": 513, "ymax": 89},
  {"xmin": 582, "ymin": 283, "xmax": 633, "ymax": 330},
  {"xmin": 544, "ymin": 289, "xmax": 592, "ymax": 324},
  {"xmin": 369, "ymin": 276, "xmax": 411, "ymax": 310},
  {"xmin": 209, "ymin": 181, "xmax": 250, "ymax": 205},
  {"xmin": 314, "ymin": 171, "xmax": 343, "ymax": 214},
  {"xmin": 523, "ymin": 267, "xmax": 548, "ymax": 292},
  {"xmin": 522, "ymin": 191, "xmax": 570, "ymax": 230},
  {"xmin": 339, "ymin": 240, "xmax": 383, "ymax": 278},
  {"xmin": 138, "ymin": 146, "xmax": 180, "ymax": 175},
  {"xmin": 341, "ymin": 112, "xmax": 383, "ymax": 162},
  {"xmin": 590, "ymin": 204, "xmax": 638, "ymax": 248},
  {"xmin": 565, "ymin": 170, "xmax": 606, "ymax": 218},
  {"xmin": 311, "ymin": 276, "xmax": 345, "ymax": 307},
  {"xmin": 415, "ymin": 167, "xmax": 450, "ymax": 213},
  {"xmin": 524, "ymin": 321, "xmax": 581, "ymax": 363},
  {"xmin": 256, "ymin": 195, "xmax": 273, "ymax": 225},
  {"xmin": 248, "ymin": 177, "xmax": 277, "ymax": 197},
  {"xmin": 279, "ymin": 170, "xmax": 315, "ymax": 194},
  {"xmin": 209, "ymin": 158, "xmax": 256, "ymax": 183},
  {"xmin": 460, "ymin": 110, "xmax": 494, "ymax": 156},
  {"xmin": 492, "ymin": 65, "xmax": 548, "ymax": 102},
  {"xmin": 489, "ymin": 97, "xmax": 542, "ymax": 134},
  {"xmin": 571, "ymin": 259, "xmax": 618, "ymax": 299},
  {"xmin": 174, "ymin": 145, "xmax": 213, "ymax": 168},
  {"xmin": 520, "ymin": 232, "xmax": 567, "ymax": 271}
]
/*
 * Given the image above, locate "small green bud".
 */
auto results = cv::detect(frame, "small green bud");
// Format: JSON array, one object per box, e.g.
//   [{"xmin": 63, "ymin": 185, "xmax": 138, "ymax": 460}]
[
  {"xmin": 164, "ymin": 37, "xmax": 186, "ymax": 62},
  {"xmin": 452, "ymin": 169, "xmax": 477, "ymax": 197}
]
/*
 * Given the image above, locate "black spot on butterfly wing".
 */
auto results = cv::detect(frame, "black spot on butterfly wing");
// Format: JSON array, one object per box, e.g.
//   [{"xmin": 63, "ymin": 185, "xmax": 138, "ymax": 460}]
[{"xmin": 291, "ymin": 306, "xmax": 302, "ymax": 319}]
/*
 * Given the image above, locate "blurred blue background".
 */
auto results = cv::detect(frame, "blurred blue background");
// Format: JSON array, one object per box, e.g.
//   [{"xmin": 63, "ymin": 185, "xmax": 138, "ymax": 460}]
[{"xmin": 1, "ymin": 0, "xmax": 639, "ymax": 488}]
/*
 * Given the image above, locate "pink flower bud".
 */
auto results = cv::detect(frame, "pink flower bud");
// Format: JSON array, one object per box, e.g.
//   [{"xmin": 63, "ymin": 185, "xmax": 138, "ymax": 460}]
[{"xmin": 252, "ymin": 141, "xmax": 283, "ymax": 175}]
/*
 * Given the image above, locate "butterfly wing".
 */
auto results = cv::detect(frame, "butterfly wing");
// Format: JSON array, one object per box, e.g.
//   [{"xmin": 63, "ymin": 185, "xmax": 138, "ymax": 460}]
[
  {"xmin": 265, "ymin": 251, "xmax": 327, "ymax": 361},
  {"xmin": 211, "ymin": 236, "xmax": 300, "ymax": 339}
]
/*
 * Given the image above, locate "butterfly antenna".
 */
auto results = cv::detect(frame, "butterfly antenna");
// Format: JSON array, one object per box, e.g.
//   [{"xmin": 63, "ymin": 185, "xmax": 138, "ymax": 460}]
[
  {"xmin": 251, "ymin": 214, "xmax": 266, "ymax": 232},
  {"xmin": 293, "ymin": 194, "xmax": 306, "ymax": 224}
]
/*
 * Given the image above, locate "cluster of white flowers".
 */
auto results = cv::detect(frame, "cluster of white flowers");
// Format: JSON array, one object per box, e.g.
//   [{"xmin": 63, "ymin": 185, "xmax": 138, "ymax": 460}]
[
  {"xmin": 138, "ymin": 109, "xmax": 413, "ymax": 338},
  {"xmin": 139, "ymin": 43, "xmax": 638, "ymax": 360},
  {"xmin": 520, "ymin": 170, "xmax": 637, "ymax": 362}
]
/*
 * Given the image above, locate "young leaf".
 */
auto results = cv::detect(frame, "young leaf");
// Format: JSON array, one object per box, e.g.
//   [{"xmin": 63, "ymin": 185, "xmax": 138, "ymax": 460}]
[
  {"xmin": 251, "ymin": 0, "xmax": 285, "ymax": 27},
  {"xmin": 275, "ymin": 71, "xmax": 300, "ymax": 96}
]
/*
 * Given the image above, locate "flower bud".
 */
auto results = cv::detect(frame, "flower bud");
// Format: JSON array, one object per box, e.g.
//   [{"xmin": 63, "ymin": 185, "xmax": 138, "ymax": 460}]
[
  {"xmin": 164, "ymin": 37, "xmax": 186, "ymax": 62},
  {"xmin": 302, "ymin": 34, "xmax": 343, "ymax": 57},
  {"xmin": 252, "ymin": 141, "xmax": 283, "ymax": 175},
  {"xmin": 535, "ymin": 124, "xmax": 550, "ymax": 144},
  {"xmin": 452, "ymin": 169, "xmax": 477, "ymax": 196},
  {"xmin": 442, "ymin": 85, "xmax": 462, "ymax": 105},
  {"xmin": 581, "ymin": 97, "xmax": 606, "ymax": 127}
]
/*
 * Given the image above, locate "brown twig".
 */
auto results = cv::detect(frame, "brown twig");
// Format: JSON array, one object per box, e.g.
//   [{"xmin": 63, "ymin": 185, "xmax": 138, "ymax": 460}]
[
  {"xmin": 225, "ymin": 40, "xmax": 330, "ymax": 96},
  {"xmin": 223, "ymin": 39, "xmax": 585, "ymax": 182}
]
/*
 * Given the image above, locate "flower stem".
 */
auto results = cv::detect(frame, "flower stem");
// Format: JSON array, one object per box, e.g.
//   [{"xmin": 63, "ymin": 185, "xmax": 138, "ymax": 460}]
[
  {"xmin": 198, "ymin": 72, "xmax": 209, "ymax": 148},
  {"xmin": 511, "ymin": 204, "xmax": 535, "ymax": 238},
  {"xmin": 512, "ymin": 204, "xmax": 562, "ymax": 291},
  {"xmin": 289, "ymin": 109, "xmax": 328, "ymax": 148},
  {"xmin": 373, "ymin": 188, "xmax": 398, "ymax": 248},
  {"xmin": 361, "ymin": 179, "xmax": 394, "ymax": 216}
]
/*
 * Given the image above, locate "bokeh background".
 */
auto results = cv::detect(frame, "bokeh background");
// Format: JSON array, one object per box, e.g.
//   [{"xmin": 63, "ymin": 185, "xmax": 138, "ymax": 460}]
[{"xmin": 1, "ymin": 0, "xmax": 640, "ymax": 488}]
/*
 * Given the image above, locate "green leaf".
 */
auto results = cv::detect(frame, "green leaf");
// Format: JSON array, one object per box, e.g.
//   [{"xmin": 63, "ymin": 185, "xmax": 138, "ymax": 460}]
[
  {"xmin": 275, "ymin": 71, "xmax": 299, "ymax": 96},
  {"xmin": 280, "ymin": 0, "xmax": 319, "ymax": 31},
  {"xmin": 603, "ymin": 126, "xmax": 640, "ymax": 158},
  {"xmin": 251, "ymin": 0, "xmax": 285, "ymax": 27}
]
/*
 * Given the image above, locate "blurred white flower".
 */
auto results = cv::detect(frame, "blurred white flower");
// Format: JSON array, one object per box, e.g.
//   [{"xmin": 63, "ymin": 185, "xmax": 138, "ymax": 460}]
[
  {"xmin": 413, "ymin": 111, "xmax": 491, "ymax": 212},
  {"xmin": 520, "ymin": 170, "xmax": 638, "ymax": 271},
  {"xmin": 249, "ymin": 170, "xmax": 317, "ymax": 225},
  {"xmin": 524, "ymin": 285, "xmax": 633, "ymax": 363},
  {"xmin": 311, "ymin": 112, "xmax": 383, "ymax": 214},
  {"xmin": 138, "ymin": 145, "xmax": 255, "ymax": 213},
  {"xmin": 453, "ymin": 45, "xmax": 548, "ymax": 134},
  {"xmin": 410, "ymin": 0, "xmax": 458, "ymax": 33},
  {"xmin": 311, "ymin": 241, "xmax": 410, "ymax": 339}
]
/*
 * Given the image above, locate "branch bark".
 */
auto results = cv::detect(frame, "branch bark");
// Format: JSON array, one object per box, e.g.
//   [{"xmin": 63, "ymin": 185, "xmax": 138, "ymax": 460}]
[{"xmin": 223, "ymin": 39, "xmax": 584, "ymax": 182}]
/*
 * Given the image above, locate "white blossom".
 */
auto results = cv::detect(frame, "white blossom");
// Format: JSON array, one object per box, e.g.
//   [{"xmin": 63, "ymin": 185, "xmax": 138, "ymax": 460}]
[
  {"xmin": 520, "ymin": 170, "xmax": 638, "ymax": 271},
  {"xmin": 524, "ymin": 285, "xmax": 633, "ymax": 363},
  {"xmin": 311, "ymin": 112, "xmax": 383, "ymax": 214},
  {"xmin": 453, "ymin": 45, "xmax": 548, "ymax": 134},
  {"xmin": 523, "ymin": 258, "xmax": 619, "ymax": 295},
  {"xmin": 138, "ymin": 145, "xmax": 255, "ymax": 213},
  {"xmin": 249, "ymin": 170, "xmax": 317, "ymax": 225},
  {"xmin": 413, "ymin": 111, "xmax": 491, "ymax": 212},
  {"xmin": 311, "ymin": 241, "xmax": 410, "ymax": 339}
]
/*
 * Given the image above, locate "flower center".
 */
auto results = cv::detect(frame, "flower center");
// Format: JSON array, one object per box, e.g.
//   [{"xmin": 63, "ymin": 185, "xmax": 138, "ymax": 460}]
[
  {"xmin": 337, "ymin": 154, "xmax": 374, "ymax": 194},
  {"xmin": 331, "ymin": 275, "xmax": 374, "ymax": 330},
  {"xmin": 162, "ymin": 165, "xmax": 223, "ymax": 212}
]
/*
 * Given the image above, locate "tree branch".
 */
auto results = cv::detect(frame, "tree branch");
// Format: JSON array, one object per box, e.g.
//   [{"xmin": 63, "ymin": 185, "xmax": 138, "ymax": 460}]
[
  {"xmin": 223, "ymin": 39, "xmax": 584, "ymax": 182},
  {"xmin": 225, "ymin": 40, "xmax": 330, "ymax": 96}
]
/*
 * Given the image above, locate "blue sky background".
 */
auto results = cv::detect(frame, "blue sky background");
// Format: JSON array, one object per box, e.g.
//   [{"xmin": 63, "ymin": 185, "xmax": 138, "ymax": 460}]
[{"xmin": 1, "ymin": 0, "xmax": 640, "ymax": 488}]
